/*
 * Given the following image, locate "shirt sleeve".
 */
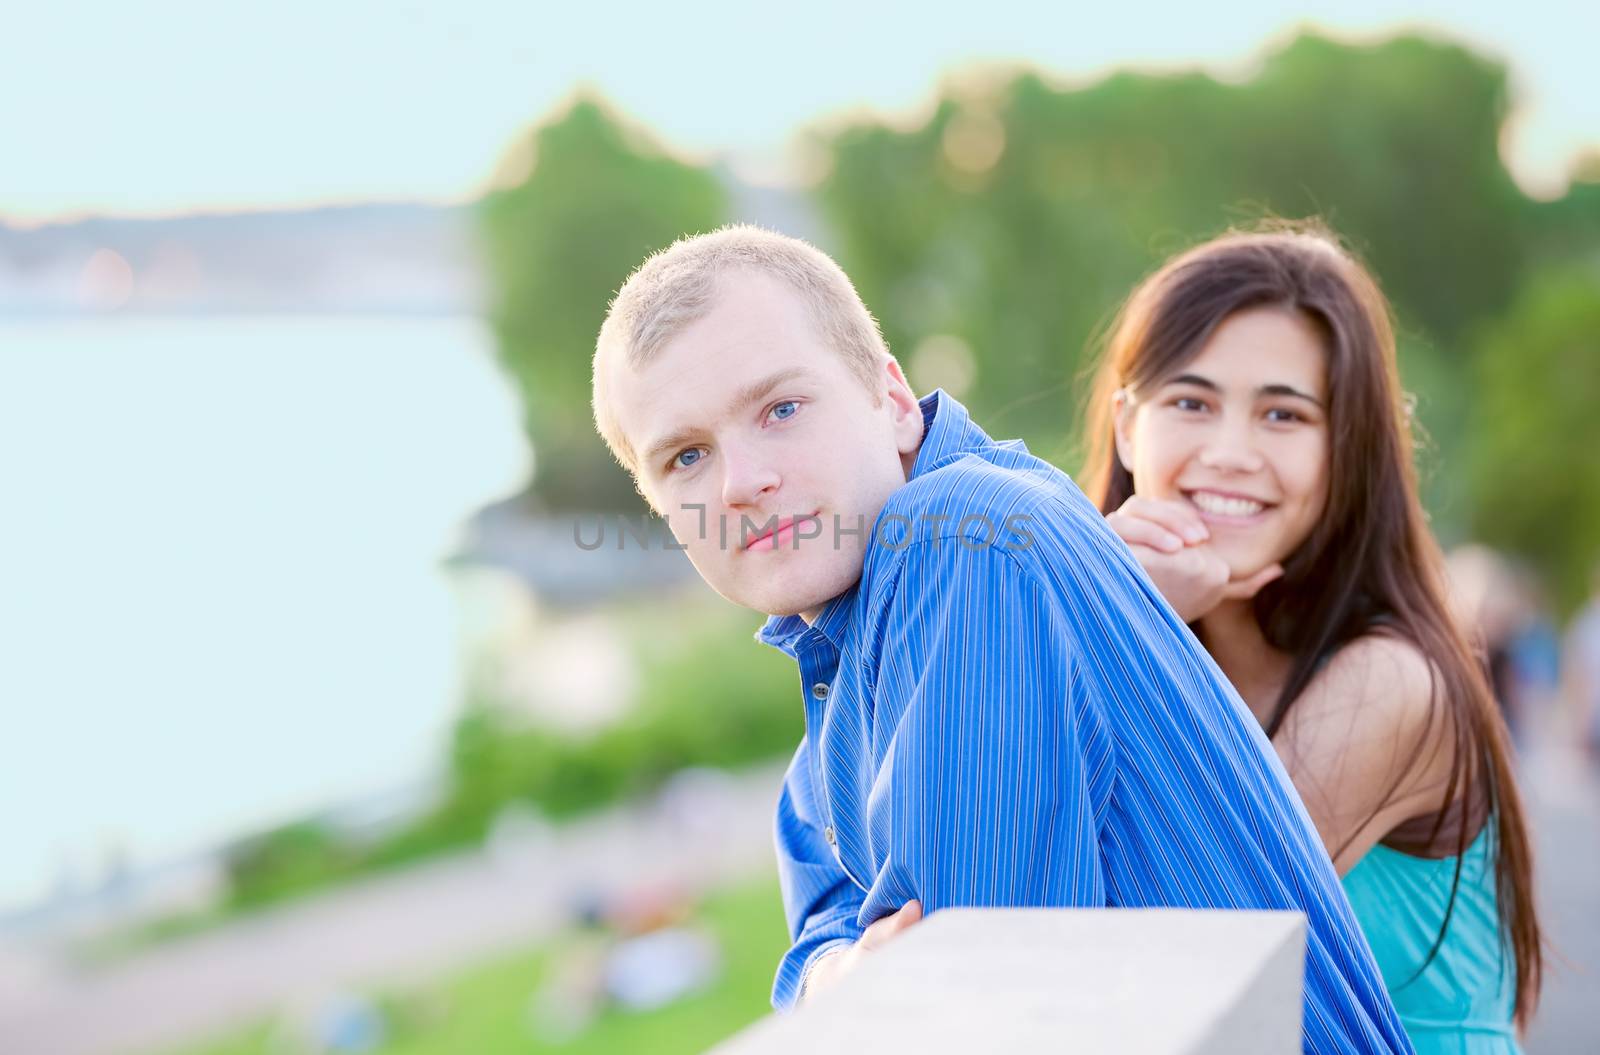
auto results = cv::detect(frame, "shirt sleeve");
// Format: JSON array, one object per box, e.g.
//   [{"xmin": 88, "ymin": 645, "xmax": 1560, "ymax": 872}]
[
  {"xmin": 770, "ymin": 740, "xmax": 866, "ymax": 1011},
  {"xmin": 858, "ymin": 540, "xmax": 1106, "ymax": 924}
]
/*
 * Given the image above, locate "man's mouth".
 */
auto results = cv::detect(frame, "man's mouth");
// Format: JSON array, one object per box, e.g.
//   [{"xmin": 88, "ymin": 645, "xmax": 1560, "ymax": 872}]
[{"xmin": 745, "ymin": 513, "xmax": 820, "ymax": 552}]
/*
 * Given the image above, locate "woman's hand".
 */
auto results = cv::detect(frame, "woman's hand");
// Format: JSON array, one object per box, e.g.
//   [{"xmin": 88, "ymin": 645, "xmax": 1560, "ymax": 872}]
[{"xmin": 1106, "ymin": 496, "xmax": 1283, "ymax": 623}]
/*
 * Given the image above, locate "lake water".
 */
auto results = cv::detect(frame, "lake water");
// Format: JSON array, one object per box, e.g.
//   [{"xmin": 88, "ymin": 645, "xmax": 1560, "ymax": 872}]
[{"xmin": 0, "ymin": 316, "xmax": 529, "ymax": 911}]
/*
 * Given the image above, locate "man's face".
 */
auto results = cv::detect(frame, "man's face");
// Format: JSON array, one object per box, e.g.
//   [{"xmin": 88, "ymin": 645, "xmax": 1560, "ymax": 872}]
[{"xmin": 607, "ymin": 270, "xmax": 924, "ymax": 620}]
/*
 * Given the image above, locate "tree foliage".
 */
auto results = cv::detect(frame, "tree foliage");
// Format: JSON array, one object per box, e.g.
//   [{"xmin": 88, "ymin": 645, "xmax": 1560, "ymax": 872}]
[
  {"xmin": 1468, "ymin": 267, "xmax": 1600, "ymax": 615},
  {"xmin": 811, "ymin": 33, "xmax": 1532, "ymax": 512},
  {"xmin": 480, "ymin": 96, "xmax": 727, "ymax": 510}
]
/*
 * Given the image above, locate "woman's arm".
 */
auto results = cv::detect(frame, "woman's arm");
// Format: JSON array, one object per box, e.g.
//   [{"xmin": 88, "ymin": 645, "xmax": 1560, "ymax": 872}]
[{"xmin": 1270, "ymin": 634, "xmax": 1458, "ymax": 875}]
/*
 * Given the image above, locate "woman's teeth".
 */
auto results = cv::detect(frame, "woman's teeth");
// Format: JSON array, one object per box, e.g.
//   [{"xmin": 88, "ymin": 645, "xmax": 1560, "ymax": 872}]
[{"xmin": 1189, "ymin": 491, "xmax": 1265, "ymax": 517}]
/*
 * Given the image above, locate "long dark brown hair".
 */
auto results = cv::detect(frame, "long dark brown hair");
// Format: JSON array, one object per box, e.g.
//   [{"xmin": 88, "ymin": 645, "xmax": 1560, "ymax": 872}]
[{"xmin": 1080, "ymin": 222, "xmax": 1542, "ymax": 1026}]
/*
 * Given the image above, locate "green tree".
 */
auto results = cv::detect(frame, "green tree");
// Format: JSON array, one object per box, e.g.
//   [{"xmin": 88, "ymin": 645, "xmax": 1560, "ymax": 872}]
[
  {"xmin": 1468, "ymin": 267, "xmax": 1600, "ymax": 615},
  {"xmin": 480, "ymin": 95, "xmax": 727, "ymax": 510},
  {"xmin": 1527, "ymin": 158, "xmax": 1600, "ymax": 268}
]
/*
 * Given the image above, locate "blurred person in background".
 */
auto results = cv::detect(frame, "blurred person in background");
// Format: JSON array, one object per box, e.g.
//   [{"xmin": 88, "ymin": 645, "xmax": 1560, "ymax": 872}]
[
  {"xmin": 1445, "ymin": 546, "xmax": 1520, "ymax": 721},
  {"xmin": 1081, "ymin": 224, "xmax": 1544, "ymax": 1053},
  {"xmin": 593, "ymin": 225, "xmax": 1413, "ymax": 1054},
  {"xmin": 1562, "ymin": 562, "xmax": 1600, "ymax": 764},
  {"xmin": 1498, "ymin": 564, "xmax": 1564, "ymax": 747},
  {"xmin": 1446, "ymin": 547, "xmax": 1565, "ymax": 747}
]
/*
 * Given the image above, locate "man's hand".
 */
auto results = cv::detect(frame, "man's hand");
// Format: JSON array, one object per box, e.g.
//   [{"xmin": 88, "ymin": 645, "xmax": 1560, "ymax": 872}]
[
  {"xmin": 1105, "ymin": 496, "xmax": 1282, "ymax": 623},
  {"xmin": 799, "ymin": 900, "xmax": 923, "ymax": 1004}
]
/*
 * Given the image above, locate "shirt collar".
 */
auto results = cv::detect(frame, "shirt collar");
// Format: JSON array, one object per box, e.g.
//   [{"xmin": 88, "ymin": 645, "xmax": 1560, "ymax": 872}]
[
  {"xmin": 909, "ymin": 388, "xmax": 996, "ymax": 480},
  {"xmin": 755, "ymin": 584, "xmax": 858, "ymax": 657},
  {"xmin": 755, "ymin": 389, "xmax": 999, "ymax": 656}
]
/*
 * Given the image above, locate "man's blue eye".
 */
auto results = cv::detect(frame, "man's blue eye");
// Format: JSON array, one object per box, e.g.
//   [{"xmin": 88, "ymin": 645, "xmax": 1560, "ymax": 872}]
[
  {"xmin": 770, "ymin": 400, "xmax": 799, "ymax": 422},
  {"xmin": 673, "ymin": 448, "xmax": 703, "ymax": 470}
]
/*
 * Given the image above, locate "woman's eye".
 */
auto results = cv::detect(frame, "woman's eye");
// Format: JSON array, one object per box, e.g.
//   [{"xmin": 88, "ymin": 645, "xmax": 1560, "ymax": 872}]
[
  {"xmin": 1172, "ymin": 397, "xmax": 1207, "ymax": 412},
  {"xmin": 671, "ymin": 448, "xmax": 704, "ymax": 471},
  {"xmin": 768, "ymin": 400, "xmax": 800, "ymax": 423},
  {"xmin": 1265, "ymin": 408, "xmax": 1304, "ymax": 424}
]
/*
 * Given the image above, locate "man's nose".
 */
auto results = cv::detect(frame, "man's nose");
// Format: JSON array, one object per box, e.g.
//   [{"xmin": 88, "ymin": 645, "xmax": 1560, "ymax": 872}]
[{"xmin": 720, "ymin": 443, "xmax": 781, "ymax": 509}]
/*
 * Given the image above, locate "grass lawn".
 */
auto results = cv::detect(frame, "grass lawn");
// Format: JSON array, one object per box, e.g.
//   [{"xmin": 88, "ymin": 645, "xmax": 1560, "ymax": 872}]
[{"xmin": 159, "ymin": 875, "xmax": 792, "ymax": 1055}]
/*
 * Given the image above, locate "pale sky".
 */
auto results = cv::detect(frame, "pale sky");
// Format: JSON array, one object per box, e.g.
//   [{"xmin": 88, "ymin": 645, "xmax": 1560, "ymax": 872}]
[{"xmin": 2, "ymin": 0, "xmax": 1596, "ymax": 224}]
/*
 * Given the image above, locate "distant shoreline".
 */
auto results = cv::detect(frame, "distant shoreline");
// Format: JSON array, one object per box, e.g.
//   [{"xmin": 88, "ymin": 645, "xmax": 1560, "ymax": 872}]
[{"xmin": 0, "ymin": 202, "xmax": 484, "ymax": 317}]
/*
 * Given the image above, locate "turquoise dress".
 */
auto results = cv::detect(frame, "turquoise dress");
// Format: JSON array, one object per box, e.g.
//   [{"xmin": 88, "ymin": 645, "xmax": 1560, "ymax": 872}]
[{"xmin": 1342, "ymin": 824, "xmax": 1521, "ymax": 1054}]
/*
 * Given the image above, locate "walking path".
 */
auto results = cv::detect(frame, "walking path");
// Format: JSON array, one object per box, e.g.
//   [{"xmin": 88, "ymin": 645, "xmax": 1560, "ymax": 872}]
[
  {"xmin": 0, "ymin": 766, "xmax": 784, "ymax": 1055},
  {"xmin": 1520, "ymin": 731, "xmax": 1600, "ymax": 1054}
]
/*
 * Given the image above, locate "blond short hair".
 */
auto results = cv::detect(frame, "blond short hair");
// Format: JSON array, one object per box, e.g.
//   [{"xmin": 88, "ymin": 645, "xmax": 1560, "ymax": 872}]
[{"xmin": 593, "ymin": 224, "xmax": 890, "ymax": 474}]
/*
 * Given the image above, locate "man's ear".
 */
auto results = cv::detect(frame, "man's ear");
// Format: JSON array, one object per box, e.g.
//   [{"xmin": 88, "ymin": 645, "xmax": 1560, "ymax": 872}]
[
  {"xmin": 1111, "ymin": 387, "xmax": 1136, "ymax": 475},
  {"xmin": 881, "ymin": 357, "xmax": 923, "ymax": 456}
]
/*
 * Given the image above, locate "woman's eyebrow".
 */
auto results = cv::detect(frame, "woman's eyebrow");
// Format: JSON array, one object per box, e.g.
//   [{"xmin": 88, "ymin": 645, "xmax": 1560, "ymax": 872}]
[
  {"xmin": 1167, "ymin": 373, "xmax": 1323, "ymax": 407},
  {"xmin": 1167, "ymin": 373, "xmax": 1219, "ymax": 391},
  {"xmin": 1258, "ymin": 383, "xmax": 1323, "ymax": 406}
]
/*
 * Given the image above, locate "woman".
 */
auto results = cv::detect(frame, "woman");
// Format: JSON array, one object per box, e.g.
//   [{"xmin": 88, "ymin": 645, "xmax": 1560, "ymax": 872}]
[{"xmin": 1080, "ymin": 224, "xmax": 1542, "ymax": 1052}]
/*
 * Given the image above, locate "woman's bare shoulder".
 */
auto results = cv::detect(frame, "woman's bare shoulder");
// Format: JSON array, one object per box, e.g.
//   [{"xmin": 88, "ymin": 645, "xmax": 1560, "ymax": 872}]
[
  {"xmin": 1287, "ymin": 632, "xmax": 1441, "ymax": 742},
  {"xmin": 1274, "ymin": 631, "xmax": 1458, "ymax": 858}
]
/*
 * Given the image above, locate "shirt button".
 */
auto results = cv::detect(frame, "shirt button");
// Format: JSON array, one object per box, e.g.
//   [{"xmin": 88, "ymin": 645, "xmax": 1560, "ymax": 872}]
[
  {"xmin": 811, "ymin": 682, "xmax": 830, "ymax": 700},
  {"xmin": 824, "ymin": 825, "xmax": 836, "ymax": 846}
]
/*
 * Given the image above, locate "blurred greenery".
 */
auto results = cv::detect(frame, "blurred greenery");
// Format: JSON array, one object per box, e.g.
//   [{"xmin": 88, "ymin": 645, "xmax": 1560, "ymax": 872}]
[
  {"xmin": 222, "ymin": 598, "xmax": 797, "ymax": 913},
  {"xmin": 160, "ymin": 875, "xmax": 791, "ymax": 1055},
  {"xmin": 479, "ymin": 30, "xmax": 1600, "ymax": 605},
  {"xmin": 480, "ymin": 95, "xmax": 727, "ymax": 512},
  {"xmin": 438, "ymin": 604, "xmax": 798, "ymax": 825},
  {"xmin": 811, "ymin": 33, "xmax": 1534, "ymax": 518},
  {"xmin": 1468, "ymin": 267, "xmax": 1600, "ymax": 615}
]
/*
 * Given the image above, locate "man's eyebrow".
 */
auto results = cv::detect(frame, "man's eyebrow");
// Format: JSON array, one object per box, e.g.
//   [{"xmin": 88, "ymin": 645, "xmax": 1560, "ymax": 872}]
[
  {"xmin": 641, "ymin": 367, "xmax": 816, "ymax": 470},
  {"xmin": 642, "ymin": 426, "xmax": 703, "ymax": 469},
  {"xmin": 726, "ymin": 367, "xmax": 812, "ymax": 418}
]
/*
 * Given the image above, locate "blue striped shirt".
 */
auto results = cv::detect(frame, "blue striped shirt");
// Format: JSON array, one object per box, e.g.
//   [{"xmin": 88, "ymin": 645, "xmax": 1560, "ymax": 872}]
[{"xmin": 759, "ymin": 391, "xmax": 1414, "ymax": 1054}]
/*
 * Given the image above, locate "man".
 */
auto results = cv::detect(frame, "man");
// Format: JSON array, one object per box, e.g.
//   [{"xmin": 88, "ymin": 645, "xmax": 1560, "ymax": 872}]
[{"xmin": 592, "ymin": 226, "xmax": 1412, "ymax": 1053}]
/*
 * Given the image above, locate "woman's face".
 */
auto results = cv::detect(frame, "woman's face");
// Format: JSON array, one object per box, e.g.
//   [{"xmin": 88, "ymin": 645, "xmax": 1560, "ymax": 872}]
[{"xmin": 1114, "ymin": 305, "xmax": 1331, "ymax": 581}]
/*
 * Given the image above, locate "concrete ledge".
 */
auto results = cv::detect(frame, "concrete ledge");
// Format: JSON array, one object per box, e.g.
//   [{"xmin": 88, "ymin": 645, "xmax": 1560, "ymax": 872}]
[{"xmin": 715, "ymin": 908, "xmax": 1305, "ymax": 1054}]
